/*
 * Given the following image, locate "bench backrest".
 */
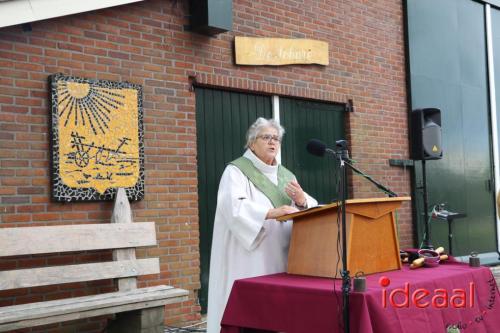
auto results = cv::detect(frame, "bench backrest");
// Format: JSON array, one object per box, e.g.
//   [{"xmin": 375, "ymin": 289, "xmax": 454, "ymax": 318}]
[{"xmin": 0, "ymin": 189, "xmax": 158, "ymax": 292}]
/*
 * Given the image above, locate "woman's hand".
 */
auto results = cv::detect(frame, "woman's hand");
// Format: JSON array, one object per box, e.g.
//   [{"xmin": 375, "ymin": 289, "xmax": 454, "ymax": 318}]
[
  {"xmin": 285, "ymin": 180, "xmax": 307, "ymax": 207},
  {"xmin": 266, "ymin": 205, "xmax": 299, "ymax": 220}
]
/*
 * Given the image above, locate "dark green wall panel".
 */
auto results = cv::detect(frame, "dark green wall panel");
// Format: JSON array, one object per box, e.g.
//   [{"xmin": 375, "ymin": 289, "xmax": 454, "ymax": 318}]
[
  {"xmin": 280, "ymin": 98, "xmax": 346, "ymax": 204},
  {"xmin": 406, "ymin": 0, "xmax": 496, "ymax": 254}
]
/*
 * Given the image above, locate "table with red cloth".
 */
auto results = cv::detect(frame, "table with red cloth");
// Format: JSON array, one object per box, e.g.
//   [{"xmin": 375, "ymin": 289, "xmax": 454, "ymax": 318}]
[{"xmin": 221, "ymin": 262, "xmax": 500, "ymax": 333}]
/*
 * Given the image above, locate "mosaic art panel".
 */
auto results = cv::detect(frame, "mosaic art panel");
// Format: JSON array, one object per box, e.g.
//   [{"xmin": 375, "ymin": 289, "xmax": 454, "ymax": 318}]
[{"xmin": 50, "ymin": 74, "xmax": 144, "ymax": 202}]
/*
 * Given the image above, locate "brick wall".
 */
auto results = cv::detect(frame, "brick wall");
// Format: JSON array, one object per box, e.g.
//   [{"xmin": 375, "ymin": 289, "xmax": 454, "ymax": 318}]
[{"xmin": 0, "ymin": 0, "xmax": 411, "ymax": 330}]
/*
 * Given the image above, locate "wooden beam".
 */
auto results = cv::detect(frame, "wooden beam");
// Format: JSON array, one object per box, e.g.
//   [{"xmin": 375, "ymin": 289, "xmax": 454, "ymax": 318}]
[
  {"xmin": 0, "ymin": 222, "xmax": 157, "ymax": 257},
  {"xmin": 0, "ymin": 286, "xmax": 189, "ymax": 332},
  {"xmin": 0, "ymin": 259, "xmax": 159, "ymax": 290},
  {"xmin": 112, "ymin": 188, "xmax": 139, "ymax": 291}
]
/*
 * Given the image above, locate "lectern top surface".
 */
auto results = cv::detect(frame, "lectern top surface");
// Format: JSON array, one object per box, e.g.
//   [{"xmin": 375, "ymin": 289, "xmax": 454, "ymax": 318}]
[{"xmin": 277, "ymin": 196, "xmax": 411, "ymax": 221}]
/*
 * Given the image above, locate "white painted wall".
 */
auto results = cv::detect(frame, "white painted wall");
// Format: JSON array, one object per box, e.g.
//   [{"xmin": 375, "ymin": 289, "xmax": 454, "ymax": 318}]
[{"xmin": 0, "ymin": 0, "xmax": 144, "ymax": 28}]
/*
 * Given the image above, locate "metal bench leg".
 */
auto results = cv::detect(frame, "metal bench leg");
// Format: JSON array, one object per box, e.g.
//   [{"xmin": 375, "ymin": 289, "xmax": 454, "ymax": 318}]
[{"xmin": 107, "ymin": 307, "xmax": 165, "ymax": 333}]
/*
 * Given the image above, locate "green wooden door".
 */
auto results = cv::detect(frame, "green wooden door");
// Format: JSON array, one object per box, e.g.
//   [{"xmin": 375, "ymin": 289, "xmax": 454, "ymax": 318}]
[
  {"xmin": 196, "ymin": 88, "xmax": 272, "ymax": 311},
  {"xmin": 196, "ymin": 89, "xmax": 347, "ymax": 311},
  {"xmin": 280, "ymin": 98, "xmax": 347, "ymax": 204},
  {"xmin": 406, "ymin": 0, "xmax": 497, "ymax": 255}
]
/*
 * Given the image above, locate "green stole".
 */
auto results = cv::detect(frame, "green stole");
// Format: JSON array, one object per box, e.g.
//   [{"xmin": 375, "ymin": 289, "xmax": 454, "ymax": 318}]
[{"xmin": 230, "ymin": 156, "xmax": 295, "ymax": 208}]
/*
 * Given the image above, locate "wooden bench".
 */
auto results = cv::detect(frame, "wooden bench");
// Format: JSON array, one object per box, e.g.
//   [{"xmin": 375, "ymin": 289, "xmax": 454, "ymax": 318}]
[{"xmin": 0, "ymin": 189, "xmax": 189, "ymax": 333}]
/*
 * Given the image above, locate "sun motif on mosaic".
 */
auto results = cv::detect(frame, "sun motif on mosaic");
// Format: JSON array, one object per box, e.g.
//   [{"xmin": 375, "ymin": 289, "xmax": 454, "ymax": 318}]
[
  {"xmin": 50, "ymin": 74, "xmax": 144, "ymax": 202},
  {"xmin": 57, "ymin": 81, "xmax": 125, "ymax": 135}
]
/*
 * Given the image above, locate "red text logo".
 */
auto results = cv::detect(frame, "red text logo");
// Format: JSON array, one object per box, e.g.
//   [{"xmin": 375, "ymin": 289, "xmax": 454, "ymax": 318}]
[{"xmin": 379, "ymin": 276, "xmax": 475, "ymax": 309}]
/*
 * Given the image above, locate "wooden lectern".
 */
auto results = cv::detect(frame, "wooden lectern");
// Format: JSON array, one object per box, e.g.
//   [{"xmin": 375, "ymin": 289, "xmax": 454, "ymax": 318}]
[{"xmin": 278, "ymin": 197, "xmax": 411, "ymax": 278}]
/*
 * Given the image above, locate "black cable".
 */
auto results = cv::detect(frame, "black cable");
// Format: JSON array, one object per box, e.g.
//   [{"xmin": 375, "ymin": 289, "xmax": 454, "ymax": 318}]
[{"xmin": 334, "ymin": 170, "xmax": 343, "ymax": 332}]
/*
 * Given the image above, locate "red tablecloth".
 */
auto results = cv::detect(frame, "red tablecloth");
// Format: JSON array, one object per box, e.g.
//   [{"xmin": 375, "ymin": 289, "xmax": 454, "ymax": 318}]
[{"xmin": 221, "ymin": 262, "xmax": 500, "ymax": 333}]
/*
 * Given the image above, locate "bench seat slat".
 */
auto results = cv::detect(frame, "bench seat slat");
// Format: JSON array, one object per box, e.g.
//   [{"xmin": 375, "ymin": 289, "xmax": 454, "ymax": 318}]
[
  {"xmin": 0, "ymin": 285, "xmax": 189, "ymax": 332},
  {"xmin": 0, "ymin": 222, "xmax": 157, "ymax": 257},
  {"xmin": 0, "ymin": 258, "xmax": 160, "ymax": 291}
]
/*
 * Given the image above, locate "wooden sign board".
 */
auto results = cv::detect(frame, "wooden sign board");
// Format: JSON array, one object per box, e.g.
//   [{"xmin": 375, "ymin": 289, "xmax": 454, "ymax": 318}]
[{"xmin": 235, "ymin": 36, "xmax": 329, "ymax": 66}]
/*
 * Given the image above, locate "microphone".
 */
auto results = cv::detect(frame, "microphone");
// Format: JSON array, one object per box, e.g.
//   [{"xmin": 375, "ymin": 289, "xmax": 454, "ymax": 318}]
[
  {"xmin": 306, "ymin": 139, "xmax": 327, "ymax": 157},
  {"xmin": 306, "ymin": 138, "xmax": 397, "ymax": 197},
  {"xmin": 335, "ymin": 140, "xmax": 349, "ymax": 159},
  {"xmin": 306, "ymin": 139, "xmax": 339, "ymax": 157}
]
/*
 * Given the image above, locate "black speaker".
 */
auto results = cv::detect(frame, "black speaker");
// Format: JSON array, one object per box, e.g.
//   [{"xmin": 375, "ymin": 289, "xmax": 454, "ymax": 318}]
[
  {"xmin": 410, "ymin": 108, "xmax": 443, "ymax": 160},
  {"xmin": 189, "ymin": 0, "xmax": 232, "ymax": 35}
]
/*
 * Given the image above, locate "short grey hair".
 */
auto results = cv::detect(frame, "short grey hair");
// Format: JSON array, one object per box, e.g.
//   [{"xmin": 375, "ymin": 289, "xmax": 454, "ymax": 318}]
[{"xmin": 245, "ymin": 117, "xmax": 285, "ymax": 149}]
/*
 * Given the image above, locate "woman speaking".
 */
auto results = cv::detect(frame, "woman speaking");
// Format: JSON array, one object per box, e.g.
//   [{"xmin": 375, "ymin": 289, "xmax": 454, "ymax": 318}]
[{"xmin": 207, "ymin": 117, "xmax": 317, "ymax": 333}]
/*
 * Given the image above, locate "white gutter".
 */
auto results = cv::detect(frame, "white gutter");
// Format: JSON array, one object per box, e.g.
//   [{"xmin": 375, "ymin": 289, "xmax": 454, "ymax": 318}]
[
  {"xmin": 272, "ymin": 95, "xmax": 282, "ymax": 164},
  {"xmin": 485, "ymin": 4, "xmax": 500, "ymax": 255}
]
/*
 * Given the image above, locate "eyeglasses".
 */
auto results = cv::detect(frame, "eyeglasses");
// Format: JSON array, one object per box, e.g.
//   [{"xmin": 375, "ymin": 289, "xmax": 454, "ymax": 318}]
[{"xmin": 257, "ymin": 134, "xmax": 282, "ymax": 144}]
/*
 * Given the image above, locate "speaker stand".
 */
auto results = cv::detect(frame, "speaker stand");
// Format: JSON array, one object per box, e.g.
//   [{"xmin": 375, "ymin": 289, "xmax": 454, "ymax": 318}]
[{"xmin": 421, "ymin": 159, "xmax": 434, "ymax": 249}]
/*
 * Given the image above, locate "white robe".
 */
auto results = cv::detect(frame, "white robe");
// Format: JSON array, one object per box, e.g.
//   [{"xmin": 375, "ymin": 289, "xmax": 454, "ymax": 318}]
[{"xmin": 206, "ymin": 149, "xmax": 317, "ymax": 333}]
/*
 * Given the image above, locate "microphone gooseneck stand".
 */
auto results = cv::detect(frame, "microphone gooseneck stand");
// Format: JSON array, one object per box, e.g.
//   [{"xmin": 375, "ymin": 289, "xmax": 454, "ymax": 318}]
[
  {"xmin": 308, "ymin": 139, "xmax": 398, "ymax": 333},
  {"xmin": 338, "ymin": 151, "xmax": 350, "ymax": 333},
  {"xmin": 342, "ymin": 160, "xmax": 397, "ymax": 198},
  {"xmin": 333, "ymin": 147, "xmax": 398, "ymax": 333}
]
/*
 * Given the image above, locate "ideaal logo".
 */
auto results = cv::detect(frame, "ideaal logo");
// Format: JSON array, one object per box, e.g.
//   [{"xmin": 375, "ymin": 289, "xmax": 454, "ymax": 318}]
[
  {"xmin": 379, "ymin": 276, "xmax": 475, "ymax": 308},
  {"xmin": 445, "ymin": 277, "xmax": 497, "ymax": 331},
  {"xmin": 379, "ymin": 276, "xmax": 497, "ymax": 331}
]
